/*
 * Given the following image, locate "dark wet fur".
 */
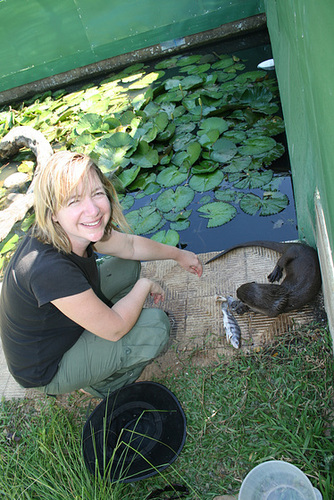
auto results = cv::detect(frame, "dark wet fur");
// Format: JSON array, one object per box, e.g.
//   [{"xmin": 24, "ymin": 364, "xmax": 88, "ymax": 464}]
[{"xmin": 207, "ymin": 241, "xmax": 321, "ymax": 317}]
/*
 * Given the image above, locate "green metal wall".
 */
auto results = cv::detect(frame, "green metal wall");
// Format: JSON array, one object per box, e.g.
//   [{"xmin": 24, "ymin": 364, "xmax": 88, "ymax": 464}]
[
  {"xmin": 265, "ymin": 0, "xmax": 334, "ymax": 253},
  {"xmin": 0, "ymin": 0, "xmax": 264, "ymax": 93}
]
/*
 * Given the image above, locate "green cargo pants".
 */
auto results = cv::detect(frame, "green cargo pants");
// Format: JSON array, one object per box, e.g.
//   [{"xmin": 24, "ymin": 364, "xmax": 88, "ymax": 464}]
[{"xmin": 38, "ymin": 256, "xmax": 170, "ymax": 398}]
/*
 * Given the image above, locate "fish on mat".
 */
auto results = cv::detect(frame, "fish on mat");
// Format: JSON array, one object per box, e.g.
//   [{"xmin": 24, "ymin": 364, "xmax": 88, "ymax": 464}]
[{"xmin": 215, "ymin": 295, "xmax": 241, "ymax": 349}]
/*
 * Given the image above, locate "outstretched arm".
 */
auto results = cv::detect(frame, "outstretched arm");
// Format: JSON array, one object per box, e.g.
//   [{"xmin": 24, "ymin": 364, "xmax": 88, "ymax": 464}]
[
  {"xmin": 95, "ymin": 230, "xmax": 203, "ymax": 277},
  {"xmin": 51, "ymin": 277, "xmax": 164, "ymax": 341}
]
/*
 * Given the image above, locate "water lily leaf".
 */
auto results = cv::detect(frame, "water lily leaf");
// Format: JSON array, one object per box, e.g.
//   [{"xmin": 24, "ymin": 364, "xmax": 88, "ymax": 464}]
[
  {"xmin": 143, "ymin": 182, "xmax": 161, "ymax": 195},
  {"xmin": 125, "ymin": 206, "xmax": 163, "ymax": 234},
  {"xmin": 172, "ymin": 151, "xmax": 190, "ymax": 167},
  {"xmin": 186, "ymin": 63, "xmax": 211, "ymax": 75},
  {"xmin": 223, "ymin": 129, "xmax": 247, "ymax": 144},
  {"xmin": 155, "ymin": 57, "xmax": 179, "ymax": 70},
  {"xmin": 260, "ymin": 191, "xmax": 289, "ymax": 216},
  {"xmin": 121, "ymin": 195, "xmax": 135, "ymax": 211},
  {"xmin": 189, "ymin": 170, "xmax": 224, "ymax": 192},
  {"xmin": 155, "ymin": 89, "xmax": 184, "ymax": 104},
  {"xmin": 211, "ymin": 57, "xmax": 234, "ymax": 70},
  {"xmin": 103, "ymin": 116, "xmax": 122, "ymax": 130},
  {"xmin": 122, "ymin": 63, "xmax": 146, "ymax": 75},
  {"xmin": 191, "ymin": 160, "xmax": 218, "ymax": 174},
  {"xmin": 157, "ymin": 122, "xmax": 176, "ymax": 142},
  {"xmin": 75, "ymin": 113, "xmax": 102, "ymax": 134},
  {"xmin": 154, "ymin": 112, "xmax": 169, "ymax": 132},
  {"xmin": 215, "ymin": 189, "xmax": 237, "ymax": 202},
  {"xmin": 165, "ymin": 78, "xmax": 182, "ymax": 90},
  {"xmin": 117, "ymin": 165, "xmax": 141, "ymax": 188},
  {"xmin": 197, "ymin": 201, "xmax": 237, "ymax": 228},
  {"xmin": 223, "ymin": 156, "xmax": 252, "ymax": 173},
  {"xmin": 103, "ymin": 132, "xmax": 135, "ymax": 149},
  {"xmin": 235, "ymin": 70, "xmax": 267, "ymax": 83},
  {"xmin": 177, "ymin": 55, "xmax": 202, "ymax": 66},
  {"xmin": 199, "ymin": 117, "xmax": 229, "ymax": 135},
  {"xmin": 173, "ymin": 133, "xmax": 195, "ymax": 152},
  {"xmin": 252, "ymin": 117, "xmax": 285, "ymax": 137},
  {"xmin": 261, "ymin": 143, "xmax": 285, "ymax": 165},
  {"xmin": 143, "ymin": 101, "xmax": 160, "ymax": 118},
  {"xmin": 198, "ymin": 130, "xmax": 220, "ymax": 147},
  {"xmin": 210, "ymin": 138, "xmax": 237, "ymax": 163},
  {"xmin": 239, "ymin": 193, "xmax": 262, "ymax": 215},
  {"xmin": 229, "ymin": 170, "xmax": 273, "ymax": 189},
  {"xmin": 170, "ymin": 219, "xmax": 190, "ymax": 231},
  {"xmin": 199, "ymin": 195, "xmax": 212, "ymax": 204},
  {"xmin": 156, "ymin": 186, "xmax": 195, "ymax": 212},
  {"xmin": 129, "ymin": 172, "xmax": 157, "ymax": 191},
  {"xmin": 151, "ymin": 229, "xmax": 180, "ymax": 246},
  {"xmin": 239, "ymin": 136, "xmax": 276, "ymax": 156},
  {"xmin": 187, "ymin": 141, "xmax": 201, "ymax": 165},
  {"xmin": 164, "ymin": 209, "xmax": 192, "ymax": 222},
  {"xmin": 180, "ymin": 75, "xmax": 203, "ymax": 90},
  {"xmin": 131, "ymin": 141, "xmax": 159, "ymax": 168},
  {"xmin": 156, "ymin": 166, "xmax": 188, "ymax": 187}
]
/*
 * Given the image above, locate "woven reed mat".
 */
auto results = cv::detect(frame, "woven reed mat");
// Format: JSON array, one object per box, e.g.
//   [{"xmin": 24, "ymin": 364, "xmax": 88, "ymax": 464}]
[{"xmin": 139, "ymin": 246, "xmax": 323, "ymax": 380}]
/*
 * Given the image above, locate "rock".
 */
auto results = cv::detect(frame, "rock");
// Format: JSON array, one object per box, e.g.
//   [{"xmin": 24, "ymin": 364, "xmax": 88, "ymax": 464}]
[{"xmin": 3, "ymin": 172, "xmax": 29, "ymax": 189}]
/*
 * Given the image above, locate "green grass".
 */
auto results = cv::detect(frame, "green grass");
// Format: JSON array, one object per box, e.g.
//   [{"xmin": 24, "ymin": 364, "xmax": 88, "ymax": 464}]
[{"xmin": 1, "ymin": 321, "xmax": 333, "ymax": 499}]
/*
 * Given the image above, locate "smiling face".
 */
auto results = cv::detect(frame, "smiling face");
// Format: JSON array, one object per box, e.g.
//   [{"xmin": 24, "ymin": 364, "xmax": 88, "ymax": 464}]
[{"xmin": 52, "ymin": 168, "xmax": 111, "ymax": 256}]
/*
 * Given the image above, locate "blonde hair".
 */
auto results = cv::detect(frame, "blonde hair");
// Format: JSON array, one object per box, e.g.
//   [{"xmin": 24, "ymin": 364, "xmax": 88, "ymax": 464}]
[{"xmin": 32, "ymin": 150, "xmax": 129, "ymax": 253}]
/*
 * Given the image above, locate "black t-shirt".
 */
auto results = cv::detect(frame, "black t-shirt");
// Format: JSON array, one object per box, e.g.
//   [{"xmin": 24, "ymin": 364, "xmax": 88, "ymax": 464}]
[{"xmin": 0, "ymin": 234, "xmax": 100, "ymax": 388}]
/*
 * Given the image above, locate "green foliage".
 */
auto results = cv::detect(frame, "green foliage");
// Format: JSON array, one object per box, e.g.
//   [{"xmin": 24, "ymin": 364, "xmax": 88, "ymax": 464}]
[
  {"xmin": 0, "ymin": 323, "xmax": 332, "ymax": 499},
  {"xmin": 0, "ymin": 47, "xmax": 289, "ymax": 262}
]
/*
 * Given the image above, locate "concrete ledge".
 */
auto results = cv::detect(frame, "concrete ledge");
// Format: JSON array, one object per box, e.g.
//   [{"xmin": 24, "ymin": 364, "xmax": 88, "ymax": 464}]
[
  {"xmin": 0, "ymin": 14, "xmax": 267, "ymax": 107},
  {"xmin": 315, "ymin": 190, "xmax": 334, "ymax": 349}
]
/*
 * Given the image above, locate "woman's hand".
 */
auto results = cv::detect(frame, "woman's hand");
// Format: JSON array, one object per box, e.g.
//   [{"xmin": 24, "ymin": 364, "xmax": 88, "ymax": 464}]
[
  {"xmin": 175, "ymin": 249, "xmax": 203, "ymax": 277},
  {"xmin": 147, "ymin": 279, "xmax": 165, "ymax": 304}
]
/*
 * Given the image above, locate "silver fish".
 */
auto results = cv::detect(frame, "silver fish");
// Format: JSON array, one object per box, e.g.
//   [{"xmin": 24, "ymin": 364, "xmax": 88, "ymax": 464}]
[{"xmin": 215, "ymin": 294, "xmax": 241, "ymax": 349}]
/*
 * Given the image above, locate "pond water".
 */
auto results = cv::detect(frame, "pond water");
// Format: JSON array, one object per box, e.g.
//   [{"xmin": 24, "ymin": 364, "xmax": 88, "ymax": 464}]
[
  {"xmin": 122, "ymin": 33, "xmax": 298, "ymax": 254},
  {"xmin": 0, "ymin": 30, "xmax": 298, "ymax": 263}
]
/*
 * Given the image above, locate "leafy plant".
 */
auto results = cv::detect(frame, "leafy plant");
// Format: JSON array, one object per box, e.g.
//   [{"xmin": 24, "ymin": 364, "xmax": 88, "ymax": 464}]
[{"xmin": 0, "ymin": 46, "xmax": 289, "ymax": 274}]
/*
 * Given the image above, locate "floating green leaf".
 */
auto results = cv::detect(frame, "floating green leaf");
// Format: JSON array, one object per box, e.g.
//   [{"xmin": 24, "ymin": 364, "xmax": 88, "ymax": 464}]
[
  {"xmin": 131, "ymin": 141, "xmax": 159, "ymax": 168},
  {"xmin": 210, "ymin": 138, "xmax": 237, "ymax": 163},
  {"xmin": 239, "ymin": 136, "xmax": 277, "ymax": 156},
  {"xmin": 151, "ymin": 229, "xmax": 180, "ymax": 246},
  {"xmin": 125, "ymin": 206, "xmax": 163, "ymax": 234},
  {"xmin": 197, "ymin": 202, "xmax": 237, "ymax": 228},
  {"xmin": 156, "ymin": 186, "xmax": 195, "ymax": 213},
  {"xmin": 117, "ymin": 165, "xmax": 141, "ymax": 188},
  {"xmin": 199, "ymin": 117, "xmax": 229, "ymax": 135},
  {"xmin": 189, "ymin": 170, "xmax": 224, "ymax": 192},
  {"xmin": 230, "ymin": 170, "xmax": 273, "ymax": 189},
  {"xmin": 156, "ymin": 166, "xmax": 188, "ymax": 187},
  {"xmin": 260, "ymin": 191, "xmax": 289, "ymax": 216}
]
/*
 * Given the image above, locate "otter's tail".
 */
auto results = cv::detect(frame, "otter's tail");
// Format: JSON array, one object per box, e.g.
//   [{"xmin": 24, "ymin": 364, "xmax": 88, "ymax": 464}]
[{"xmin": 205, "ymin": 240, "xmax": 291, "ymax": 265}]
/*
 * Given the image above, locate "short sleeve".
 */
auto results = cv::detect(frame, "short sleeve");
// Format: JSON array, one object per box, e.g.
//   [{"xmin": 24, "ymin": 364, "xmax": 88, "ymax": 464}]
[{"xmin": 30, "ymin": 252, "xmax": 92, "ymax": 307}]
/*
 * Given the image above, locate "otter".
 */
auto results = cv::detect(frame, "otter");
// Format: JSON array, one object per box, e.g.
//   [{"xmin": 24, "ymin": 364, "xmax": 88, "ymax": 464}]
[{"xmin": 206, "ymin": 241, "xmax": 321, "ymax": 317}]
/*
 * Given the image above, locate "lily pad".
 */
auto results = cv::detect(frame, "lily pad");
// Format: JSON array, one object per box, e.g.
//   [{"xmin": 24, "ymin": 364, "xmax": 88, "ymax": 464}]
[
  {"xmin": 156, "ymin": 186, "xmax": 195, "ymax": 213},
  {"xmin": 151, "ymin": 229, "xmax": 180, "ymax": 246},
  {"xmin": 197, "ymin": 201, "xmax": 237, "ymax": 228},
  {"xmin": 156, "ymin": 166, "xmax": 188, "ymax": 187},
  {"xmin": 189, "ymin": 170, "xmax": 224, "ymax": 192},
  {"xmin": 239, "ymin": 136, "xmax": 277, "ymax": 156},
  {"xmin": 199, "ymin": 117, "xmax": 229, "ymax": 135},
  {"xmin": 229, "ymin": 170, "xmax": 273, "ymax": 189},
  {"xmin": 117, "ymin": 165, "xmax": 141, "ymax": 188},
  {"xmin": 210, "ymin": 138, "xmax": 237, "ymax": 163},
  {"xmin": 239, "ymin": 191, "xmax": 288, "ymax": 216},
  {"xmin": 125, "ymin": 206, "xmax": 163, "ymax": 234}
]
